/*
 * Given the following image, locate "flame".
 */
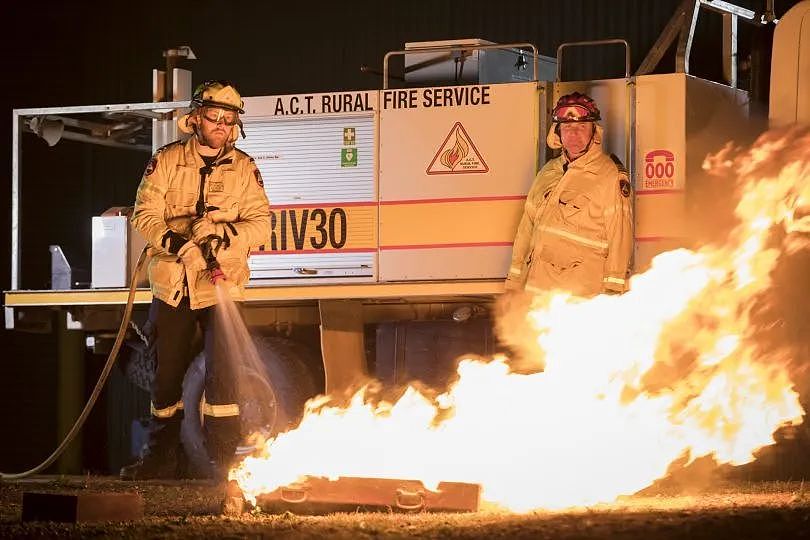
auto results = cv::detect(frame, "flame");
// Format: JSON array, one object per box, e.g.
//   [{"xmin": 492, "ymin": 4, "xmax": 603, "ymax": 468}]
[
  {"xmin": 234, "ymin": 127, "xmax": 810, "ymax": 511},
  {"xmin": 440, "ymin": 129, "xmax": 469, "ymax": 170}
]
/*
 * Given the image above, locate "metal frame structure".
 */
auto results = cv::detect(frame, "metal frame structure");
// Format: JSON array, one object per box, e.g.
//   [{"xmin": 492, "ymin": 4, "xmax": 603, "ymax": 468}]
[
  {"xmin": 382, "ymin": 42, "xmax": 541, "ymax": 89},
  {"xmin": 8, "ymin": 101, "xmax": 188, "ymax": 327},
  {"xmin": 636, "ymin": 0, "xmax": 768, "ymax": 88},
  {"xmin": 556, "ymin": 39, "xmax": 632, "ymax": 80}
]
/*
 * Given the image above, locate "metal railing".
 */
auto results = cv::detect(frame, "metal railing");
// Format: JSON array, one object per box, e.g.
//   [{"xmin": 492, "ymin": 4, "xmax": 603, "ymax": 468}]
[
  {"xmin": 382, "ymin": 42, "xmax": 540, "ymax": 89},
  {"xmin": 556, "ymin": 39, "xmax": 631, "ymax": 81}
]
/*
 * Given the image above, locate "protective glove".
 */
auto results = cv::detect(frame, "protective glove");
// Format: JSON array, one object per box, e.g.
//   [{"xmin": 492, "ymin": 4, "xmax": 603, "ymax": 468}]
[
  {"xmin": 191, "ymin": 216, "xmax": 226, "ymax": 244},
  {"xmin": 161, "ymin": 230, "xmax": 187, "ymax": 255},
  {"xmin": 177, "ymin": 241, "xmax": 207, "ymax": 272}
]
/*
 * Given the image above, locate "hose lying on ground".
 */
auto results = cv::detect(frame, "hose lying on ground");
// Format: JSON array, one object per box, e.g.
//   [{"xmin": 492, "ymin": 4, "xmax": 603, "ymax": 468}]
[{"xmin": 0, "ymin": 247, "xmax": 148, "ymax": 480}]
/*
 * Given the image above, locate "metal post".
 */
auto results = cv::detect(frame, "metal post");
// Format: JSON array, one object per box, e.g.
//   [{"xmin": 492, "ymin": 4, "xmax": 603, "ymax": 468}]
[
  {"xmin": 764, "ymin": 0, "xmax": 776, "ymax": 22},
  {"xmin": 318, "ymin": 300, "xmax": 369, "ymax": 395},
  {"xmin": 627, "ymin": 76, "xmax": 637, "ymax": 273},
  {"xmin": 676, "ymin": 0, "xmax": 701, "ymax": 73},
  {"xmin": 722, "ymin": 12, "xmax": 739, "ymax": 87},
  {"xmin": 11, "ymin": 110, "xmax": 20, "ymax": 293},
  {"xmin": 626, "ymin": 77, "xmax": 637, "ymax": 192},
  {"xmin": 56, "ymin": 310, "xmax": 84, "ymax": 474}
]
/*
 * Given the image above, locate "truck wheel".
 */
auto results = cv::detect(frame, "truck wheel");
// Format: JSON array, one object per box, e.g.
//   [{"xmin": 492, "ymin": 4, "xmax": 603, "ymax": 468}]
[
  {"xmin": 180, "ymin": 335, "xmax": 319, "ymax": 477},
  {"xmin": 120, "ymin": 302, "xmax": 159, "ymax": 393},
  {"xmin": 120, "ymin": 337, "xmax": 155, "ymax": 393}
]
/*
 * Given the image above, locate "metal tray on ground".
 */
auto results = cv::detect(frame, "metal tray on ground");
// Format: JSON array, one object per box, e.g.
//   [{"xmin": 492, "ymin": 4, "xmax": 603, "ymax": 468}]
[{"xmin": 249, "ymin": 476, "xmax": 481, "ymax": 514}]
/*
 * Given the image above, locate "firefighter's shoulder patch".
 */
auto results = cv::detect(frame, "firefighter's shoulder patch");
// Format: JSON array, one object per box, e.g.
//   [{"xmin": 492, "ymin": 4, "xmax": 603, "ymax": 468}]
[
  {"xmin": 619, "ymin": 178, "xmax": 632, "ymax": 198},
  {"xmin": 144, "ymin": 156, "xmax": 158, "ymax": 177},
  {"xmin": 253, "ymin": 167, "xmax": 264, "ymax": 188},
  {"xmin": 144, "ymin": 141, "xmax": 181, "ymax": 176}
]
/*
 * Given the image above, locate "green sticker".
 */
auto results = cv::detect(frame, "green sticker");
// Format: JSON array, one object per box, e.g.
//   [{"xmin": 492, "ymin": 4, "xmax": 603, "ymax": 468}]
[
  {"xmin": 343, "ymin": 127, "xmax": 356, "ymax": 146},
  {"xmin": 341, "ymin": 148, "xmax": 357, "ymax": 167}
]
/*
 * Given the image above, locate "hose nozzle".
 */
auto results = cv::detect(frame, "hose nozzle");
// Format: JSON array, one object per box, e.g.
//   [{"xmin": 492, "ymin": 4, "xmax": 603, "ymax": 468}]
[
  {"xmin": 199, "ymin": 234, "xmax": 227, "ymax": 284},
  {"xmin": 209, "ymin": 266, "xmax": 226, "ymax": 284}
]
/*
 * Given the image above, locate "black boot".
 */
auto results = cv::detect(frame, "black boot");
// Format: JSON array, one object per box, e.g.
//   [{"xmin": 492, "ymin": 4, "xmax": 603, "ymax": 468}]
[
  {"xmin": 120, "ymin": 414, "xmax": 182, "ymax": 480},
  {"xmin": 205, "ymin": 416, "xmax": 241, "ymax": 482}
]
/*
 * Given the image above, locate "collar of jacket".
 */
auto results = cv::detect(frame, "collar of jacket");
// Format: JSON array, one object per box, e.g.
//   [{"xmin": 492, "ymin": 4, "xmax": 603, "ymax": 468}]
[{"xmin": 180, "ymin": 137, "xmax": 237, "ymax": 171}]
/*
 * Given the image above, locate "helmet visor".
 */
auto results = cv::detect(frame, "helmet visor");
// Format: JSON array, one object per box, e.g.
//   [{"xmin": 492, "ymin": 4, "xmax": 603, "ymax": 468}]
[
  {"xmin": 201, "ymin": 106, "xmax": 239, "ymax": 126},
  {"xmin": 553, "ymin": 104, "xmax": 597, "ymax": 123}
]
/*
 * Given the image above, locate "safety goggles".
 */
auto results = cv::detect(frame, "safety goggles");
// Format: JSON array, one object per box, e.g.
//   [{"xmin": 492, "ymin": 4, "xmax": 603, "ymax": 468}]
[{"xmin": 201, "ymin": 106, "xmax": 238, "ymax": 126}]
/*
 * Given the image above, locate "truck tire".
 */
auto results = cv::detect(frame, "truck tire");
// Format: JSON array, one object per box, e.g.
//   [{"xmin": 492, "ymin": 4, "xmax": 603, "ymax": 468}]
[
  {"xmin": 120, "ymin": 337, "xmax": 155, "ymax": 393},
  {"xmin": 180, "ymin": 335, "xmax": 319, "ymax": 477},
  {"xmin": 120, "ymin": 302, "xmax": 160, "ymax": 393}
]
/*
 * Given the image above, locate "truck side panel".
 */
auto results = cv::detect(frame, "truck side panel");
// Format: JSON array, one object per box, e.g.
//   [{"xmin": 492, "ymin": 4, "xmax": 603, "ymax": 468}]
[{"xmin": 378, "ymin": 82, "xmax": 539, "ymax": 280}]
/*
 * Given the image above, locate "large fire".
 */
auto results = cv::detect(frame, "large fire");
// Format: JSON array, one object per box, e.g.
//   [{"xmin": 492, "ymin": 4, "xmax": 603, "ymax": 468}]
[{"xmin": 233, "ymin": 127, "xmax": 810, "ymax": 511}]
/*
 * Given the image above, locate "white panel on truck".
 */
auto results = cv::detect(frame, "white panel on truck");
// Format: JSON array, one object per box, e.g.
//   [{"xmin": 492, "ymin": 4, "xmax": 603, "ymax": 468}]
[{"xmin": 239, "ymin": 91, "xmax": 378, "ymax": 282}]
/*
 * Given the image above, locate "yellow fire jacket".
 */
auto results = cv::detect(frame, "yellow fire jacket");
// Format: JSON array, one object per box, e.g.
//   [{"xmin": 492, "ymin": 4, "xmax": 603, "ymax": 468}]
[
  {"xmin": 131, "ymin": 137, "xmax": 271, "ymax": 309},
  {"xmin": 506, "ymin": 124, "xmax": 633, "ymax": 296}
]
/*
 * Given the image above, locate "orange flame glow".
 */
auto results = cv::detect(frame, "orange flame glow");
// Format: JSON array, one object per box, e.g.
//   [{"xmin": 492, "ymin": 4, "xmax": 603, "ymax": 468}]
[{"xmin": 233, "ymin": 128, "xmax": 810, "ymax": 511}]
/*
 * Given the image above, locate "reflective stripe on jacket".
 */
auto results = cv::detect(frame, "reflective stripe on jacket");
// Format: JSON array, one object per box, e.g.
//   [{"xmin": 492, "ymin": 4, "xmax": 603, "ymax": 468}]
[
  {"xmin": 131, "ymin": 138, "xmax": 271, "ymax": 309},
  {"xmin": 506, "ymin": 124, "xmax": 633, "ymax": 296}
]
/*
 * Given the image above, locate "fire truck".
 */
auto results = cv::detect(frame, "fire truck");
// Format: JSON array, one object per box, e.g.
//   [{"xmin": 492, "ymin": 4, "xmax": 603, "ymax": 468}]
[{"xmin": 5, "ymin": 0, "xmax": 809, "ymax": 472}]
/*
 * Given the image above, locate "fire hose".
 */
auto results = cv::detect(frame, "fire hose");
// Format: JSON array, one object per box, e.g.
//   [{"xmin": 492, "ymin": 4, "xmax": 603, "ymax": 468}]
[
  {"xmin": 0, "ymin": 235, "xmax": 227, "ymax": 480},
  {"xmin": 0, "ymin": 246, "xmax": 148, "ymax": 480}
]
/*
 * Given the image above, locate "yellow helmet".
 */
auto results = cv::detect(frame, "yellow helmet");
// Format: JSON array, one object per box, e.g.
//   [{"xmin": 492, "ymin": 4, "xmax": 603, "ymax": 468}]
[
  {"xmin": 177, "ymin": 80, "xmax": 245, "ymax": 141},
  {"xmin": 190, "ymin": 80, "xmax": 244, "ymax": 113}
]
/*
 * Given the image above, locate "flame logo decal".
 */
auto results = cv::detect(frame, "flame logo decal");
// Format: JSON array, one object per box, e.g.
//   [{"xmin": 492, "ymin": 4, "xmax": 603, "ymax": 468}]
[
  {"xmin": 426, "ymin": 122, "xmax": 489, "ymax": 175},
  {"xmin": 440, "ymin": 130, "xmax": 470, "ymax": 170}
]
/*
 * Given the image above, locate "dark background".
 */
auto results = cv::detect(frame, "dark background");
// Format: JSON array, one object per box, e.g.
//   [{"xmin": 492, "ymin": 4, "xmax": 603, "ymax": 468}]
[{"xmin": 0, "ymin": 0, "xmax": 803, "ymax": 474}]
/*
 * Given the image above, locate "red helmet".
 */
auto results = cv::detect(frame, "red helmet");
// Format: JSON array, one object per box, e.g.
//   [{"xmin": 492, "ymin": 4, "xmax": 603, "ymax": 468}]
[{"xmin": 552, "ymin": 92, "xmax": 601, "ymax": 123}]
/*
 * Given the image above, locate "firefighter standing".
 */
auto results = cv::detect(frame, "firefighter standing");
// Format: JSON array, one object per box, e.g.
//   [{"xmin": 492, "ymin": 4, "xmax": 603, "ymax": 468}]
[
  {"xmin": 505, "ymin": 92, "xmax": 633, "ymax": 297},
  {"xmin": 121, "ymin": 81, "xmax": 270, "ymax": 480}
]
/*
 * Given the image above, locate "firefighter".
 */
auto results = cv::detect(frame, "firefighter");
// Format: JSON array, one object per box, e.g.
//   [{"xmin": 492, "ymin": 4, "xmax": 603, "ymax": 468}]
[
  {"xmin": 505, "ymin": 92, "xmax": 633, "ymax": 297},
  {"xmin": 121, "ymin": 81, "xmax": 270, "ymax": 480}
]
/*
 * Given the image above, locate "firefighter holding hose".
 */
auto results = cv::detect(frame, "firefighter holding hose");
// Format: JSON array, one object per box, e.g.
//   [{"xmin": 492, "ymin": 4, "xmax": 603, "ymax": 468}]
[{"xmin": 121, "ymin": 81, "xmax": 270, "ymax": 480}]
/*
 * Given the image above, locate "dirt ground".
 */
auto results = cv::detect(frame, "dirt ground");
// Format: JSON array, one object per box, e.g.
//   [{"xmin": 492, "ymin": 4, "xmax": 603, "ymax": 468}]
[{"xmin": 2, "ymin": 476, "xmax": 810, "ymax": 539}]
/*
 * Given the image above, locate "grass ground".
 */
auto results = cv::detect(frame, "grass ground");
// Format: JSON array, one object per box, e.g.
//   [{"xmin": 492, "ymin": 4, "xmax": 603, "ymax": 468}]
[{"xmin": 1, "ymin": 476, "xmax": 809, "ymax": 539}]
